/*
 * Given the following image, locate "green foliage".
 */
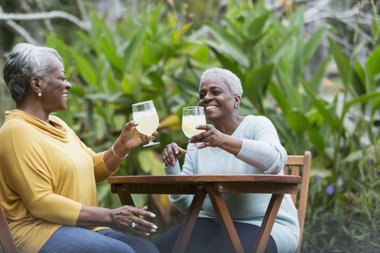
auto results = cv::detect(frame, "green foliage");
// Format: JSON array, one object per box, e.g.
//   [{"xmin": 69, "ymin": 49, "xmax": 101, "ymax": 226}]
[
  {"xmin": 303, "ymin": 142, "xmax": 380, "ymax": 253},
  {"xmin": 37, "ymin": 0, "xmax": 380, "ymax": 252}
]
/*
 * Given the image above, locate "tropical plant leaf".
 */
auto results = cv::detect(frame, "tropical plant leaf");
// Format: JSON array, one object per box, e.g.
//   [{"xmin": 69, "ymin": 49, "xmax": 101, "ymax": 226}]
[
  {"xmin": 275, "ymin": 69, "xmax": 302, "ymax": 109},
  {"xmin": 204, "ymin": 23, "xmax": 249, "ymax": 67},
  {"xmin": 302, "ymin": 26, "xmax": 327, "ymax": 65},
  {"xmin": 365, "ymin": 45, "xmax": 380, "ymax": 92},
  {"xmin": 351, "ymin": 60, "xmax": 366, "ymax": 96},
  {"xmin": 307, "ymin": 127, "xmax": 325, "ymax": 155},
  {"xmin": 308, "ymin": 57, "xmax": 330, "ymax": 96},
  {"xmin": 99, "ymin": 34, "xmax": 124, "ymax": 73},
  {"xmin": 328, "ymin": 37, "xmax": 351, "ymax": 89},
  {"xmin": 342, "ymin": 92, "xmax": 380, "ymax": 117},
  {"xmin": 292, "ymin": 37, "xmax": 302, "ymax": 86},
  {"xmin": 287, "ymin": 109, "xmax": 310, "ymax": 133},
  {"xmin": 268, "ymin": 83, "xmax": 291, "ymax": 116},
  {"xmin": 244, "ymin": 64, "xmax": 274, "ymax": 113},
  {"xmin": 69, "ymin": 49, "xmax": 98, "ymax": 87},
  {"xmin": 123, "ymin": 24, "xmax": 147, "ymax": 71},
  {"xmin": 303, "ymin": 82, "xmax": 340, "ymax": 131},
  {"xmin": 208, "ymin": 46, "xmax": 244, "ymax": 77},
  {"xmin": 248, "ymin": 13, "xmax": 269, "ymax": 40}
]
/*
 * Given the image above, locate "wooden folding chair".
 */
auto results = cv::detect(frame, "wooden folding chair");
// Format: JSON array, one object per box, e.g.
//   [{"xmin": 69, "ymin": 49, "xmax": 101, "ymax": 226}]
[
  {"xmin": 0, "ymin": 202, "xmax": 18, "ymax": 253},
  {"xmin": 284, "ymin": 151, "xmax": 312, "ymax": 253}
]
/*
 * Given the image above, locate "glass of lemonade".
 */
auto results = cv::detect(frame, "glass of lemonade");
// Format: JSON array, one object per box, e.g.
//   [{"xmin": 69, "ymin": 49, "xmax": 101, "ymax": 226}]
[
  {"xmin": 132, "ymin": 100, "xmax": 160, "ymax": 147},
  {"xmin": 182, "ymin": 106, "xmax": 206, "ymax": 149}
]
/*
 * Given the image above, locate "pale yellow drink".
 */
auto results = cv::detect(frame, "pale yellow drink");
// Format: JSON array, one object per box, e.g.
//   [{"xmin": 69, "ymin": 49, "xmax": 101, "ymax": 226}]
[
  {"xmin": 182, "ymin": 115, "xmax": 206, "ymax": 138},
  {"xmin": 133, "ymin": 110, "xmax": 159, "ymax": 136},
  {"xmin": 182, "ymin": 106, "xmax": 206, "ymax": 139},
  {"xmin": 131, "ymin": 100, "xmax": 160, "ymax": 147}
]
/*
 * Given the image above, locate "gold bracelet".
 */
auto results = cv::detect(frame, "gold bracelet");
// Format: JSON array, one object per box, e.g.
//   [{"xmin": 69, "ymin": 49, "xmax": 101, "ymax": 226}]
[{"xmin": 111, "ymin": 144, "xmax": 128, "ymax": 159}]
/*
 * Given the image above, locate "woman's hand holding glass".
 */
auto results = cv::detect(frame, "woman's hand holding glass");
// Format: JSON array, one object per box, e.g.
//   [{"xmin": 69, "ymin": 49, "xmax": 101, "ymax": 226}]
[
  {"xmin": 132, "ymin": 100, "xmax": 160, "ymax": 147},
  {"xmin": 188, "ymin": 123, "xmax": 226, "ymax": 148},
  {"xmin": 182, "ymin": 106, "xmax": 206, "ymax": 150},
  {"xmin": 109, "ymin": 120, "xmax": 156, "ymax": 162},
  {"xmin": 120, "ymin": 121, "xmax": 154, "ymax": 149}
]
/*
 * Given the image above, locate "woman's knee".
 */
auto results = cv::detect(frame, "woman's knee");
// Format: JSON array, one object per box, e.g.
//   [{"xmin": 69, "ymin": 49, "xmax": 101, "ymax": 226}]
[
  {"xmin": 97, "ymin": 229, "xmax": 158, "ymax": 253},
  {"xmin": 40, "ymin": 226, "xmax": 136, "ymax": 253},
  {"xmin": 100, "ymin": 241, "xmax": 136, "ymax": 253}
]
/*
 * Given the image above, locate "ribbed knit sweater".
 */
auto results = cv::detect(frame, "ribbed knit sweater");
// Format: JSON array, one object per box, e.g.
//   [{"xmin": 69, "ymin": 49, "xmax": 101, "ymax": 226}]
[{"xmin": 165, "ymin": 115, "xmax": 300, "ymax": 253}]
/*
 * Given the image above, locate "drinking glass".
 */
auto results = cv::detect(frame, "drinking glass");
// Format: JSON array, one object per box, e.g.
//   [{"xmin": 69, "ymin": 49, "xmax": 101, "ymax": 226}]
[
  {"xmin": 132, "ymin": 100, "xmax": 160, "ymax": 147},
  {"xmin": 182, "ymin": 106, "xmax": 206, "ymax": 150}
]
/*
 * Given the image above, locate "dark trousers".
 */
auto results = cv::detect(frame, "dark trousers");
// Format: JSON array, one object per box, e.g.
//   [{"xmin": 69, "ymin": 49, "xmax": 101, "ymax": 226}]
[{"xmin": 155, "ymin": 217, "xmax": 277, "ymax": 253}]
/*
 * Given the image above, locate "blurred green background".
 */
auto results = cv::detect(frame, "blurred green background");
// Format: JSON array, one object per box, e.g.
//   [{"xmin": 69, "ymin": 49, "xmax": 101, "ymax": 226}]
[{"xmin": 0, "ymin": 0, "xmax": 379, "ymax": 252}]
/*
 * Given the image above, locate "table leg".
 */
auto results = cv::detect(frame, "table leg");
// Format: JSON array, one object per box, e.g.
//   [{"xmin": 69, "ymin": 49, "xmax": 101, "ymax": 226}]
[
  {"xmin": 252, "ymin": 194, "xmax": 284, "ymax": 253},
  {"xmin": 172, "ymin": 187, "xmax": 207, "ymax": 253},
  {"xmin": 206, "ymin": 184, "xmax": 245, "ymax": 253},
  {"xmin": 114, "ymin": 185, "xmax": 135, "ymax": 206}
]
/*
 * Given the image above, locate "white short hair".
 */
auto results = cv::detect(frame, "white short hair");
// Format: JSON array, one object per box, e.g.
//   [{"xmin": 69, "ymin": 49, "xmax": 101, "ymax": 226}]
[
  {"xmin": 199, "ymin": 67, "xmax": 243, "ymax": 97},
  {"xmin": 3, "ymin": 43, "xmax": 62, "ymax": 104}
]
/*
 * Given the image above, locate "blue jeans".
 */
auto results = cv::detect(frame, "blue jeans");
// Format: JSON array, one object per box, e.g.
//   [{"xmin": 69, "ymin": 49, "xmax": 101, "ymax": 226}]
[{"xmin": 39, "ymin": 226, "xmax": 159, "ymax": 253}]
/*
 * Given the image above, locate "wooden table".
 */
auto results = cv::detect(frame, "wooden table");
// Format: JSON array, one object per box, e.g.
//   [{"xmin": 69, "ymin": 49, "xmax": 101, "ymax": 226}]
[{"xmin": 109, "ymin": 174, "xmax": 301, "ymax": 253}]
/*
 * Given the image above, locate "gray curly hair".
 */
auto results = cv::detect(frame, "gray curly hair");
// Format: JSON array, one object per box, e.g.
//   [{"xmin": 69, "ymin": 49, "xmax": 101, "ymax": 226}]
[
  {"xmin": 3, "ymin": 43, "xmax": 62, "ymax": 104},
  {"xmin": 199, "ymin": 67, "xmax": 243, "ymax": 97}
]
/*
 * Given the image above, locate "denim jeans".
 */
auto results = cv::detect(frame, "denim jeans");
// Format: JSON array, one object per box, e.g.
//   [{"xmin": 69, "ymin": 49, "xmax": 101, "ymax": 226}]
[
  {"xmin": 155, "ymin": 217, "xmax": 277, "ymax": 253},
  {"xmin": 39, "ymin": 226, "xmax": 159, "ymax": 253}
]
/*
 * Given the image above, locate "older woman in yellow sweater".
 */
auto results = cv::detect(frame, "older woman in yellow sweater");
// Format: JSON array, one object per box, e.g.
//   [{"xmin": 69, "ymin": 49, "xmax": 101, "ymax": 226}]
[{"xmin": 0, "ymin": 43, "xmax": 159, "ymax": 253}]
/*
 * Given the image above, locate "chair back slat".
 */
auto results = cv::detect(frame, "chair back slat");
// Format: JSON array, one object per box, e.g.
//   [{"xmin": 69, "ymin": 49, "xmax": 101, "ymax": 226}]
[
  {"xmin": 290, "ymin": 166, "xmax": 300, "ymax": 177},
  {"xmin": 0, "ymin": 203, "xmax": 18, "ymax": 253},
  {"xmin": 285, "ymin": 151, "xmax": 312, "ymax": 253},
  {"xmin": 283, "ymin": 166, "xmax": 288, "ymax": 175}
]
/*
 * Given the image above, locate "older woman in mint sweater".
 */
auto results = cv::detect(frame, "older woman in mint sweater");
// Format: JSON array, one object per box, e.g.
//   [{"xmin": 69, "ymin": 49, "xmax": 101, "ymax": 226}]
[{"xmin": 157, "ymin": 67, "xmax": 299, "ymax": 253}]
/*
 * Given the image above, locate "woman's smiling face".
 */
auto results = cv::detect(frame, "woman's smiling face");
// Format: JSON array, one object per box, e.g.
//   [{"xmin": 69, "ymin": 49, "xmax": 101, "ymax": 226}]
[
  {"xmin": 198, "ymin": 76, "xmax": 238, "ymax": 122},
  {"xmin": 40, "ymin": 58, "xmax": 71, "ymax": 113}
]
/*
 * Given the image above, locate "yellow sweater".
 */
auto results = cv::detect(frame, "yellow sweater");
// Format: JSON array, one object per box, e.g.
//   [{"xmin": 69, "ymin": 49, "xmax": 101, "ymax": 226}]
[{"xmin": 0, "ymin": 109, "xmax": 113, "ymax": 253}]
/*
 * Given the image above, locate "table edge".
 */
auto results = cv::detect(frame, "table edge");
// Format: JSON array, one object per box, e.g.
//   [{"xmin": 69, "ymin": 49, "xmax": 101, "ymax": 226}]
[{"xmin": 108, "ymin": 174, "xmax": 301, "ymax": 184}]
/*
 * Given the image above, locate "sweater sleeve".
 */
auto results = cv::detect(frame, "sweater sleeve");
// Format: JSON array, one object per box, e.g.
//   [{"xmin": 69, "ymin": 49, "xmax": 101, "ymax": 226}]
[
  {"xmin": 4, "ymin": 126, "xmax": 82, "ymax": 225},
  {"xmin": 164, "ymin": 160, "xmax": 181, "ymax": 175},
  {"xmin": 236, "ymin": 116, "xmax": 287, "ymax": 174}
]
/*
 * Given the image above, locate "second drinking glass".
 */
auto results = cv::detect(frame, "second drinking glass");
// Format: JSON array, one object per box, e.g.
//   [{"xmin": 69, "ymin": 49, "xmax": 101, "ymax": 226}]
[{"xmin": 182, "ymin": 106, "xmax": 206, "ymax": 150}]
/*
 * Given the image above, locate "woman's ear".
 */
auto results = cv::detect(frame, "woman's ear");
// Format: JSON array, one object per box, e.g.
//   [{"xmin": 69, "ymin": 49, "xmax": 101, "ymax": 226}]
[
  {"xmin": 234, "ymin": 95, "xmax": 241, "ymax": 107},
  {"xmin": 30, "ymin": 77, "xmax": 43, "ymax": 95}
]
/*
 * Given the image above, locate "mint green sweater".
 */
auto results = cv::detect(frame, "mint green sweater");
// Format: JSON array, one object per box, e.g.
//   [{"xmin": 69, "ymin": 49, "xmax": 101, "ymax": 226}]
[{"xmin": 165, "ymin": 115, "xmax": 299, "ymax": 253}]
